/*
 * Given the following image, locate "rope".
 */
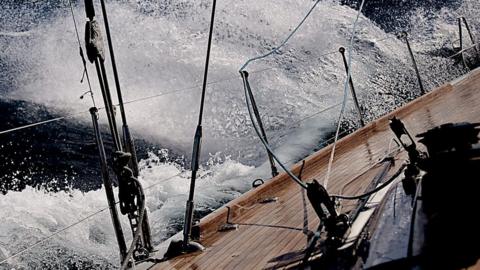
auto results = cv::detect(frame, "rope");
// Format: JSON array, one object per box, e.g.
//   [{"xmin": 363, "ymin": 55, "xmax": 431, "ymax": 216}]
[
  {"xmin": 323, "ymin": 0, "xmax": 366, "ymax": 190},
  {"xmin": 331, "ymin": 163, "xmax": 406, "ymax": 200},
  {"xmin": 0, "ymin": 173, "xmax": 181, "ymax": 266},
  {"xmin": 338, "ymin": 140, "xmax": 400, "ymax": 197},
  {"xmin": 67, "ymin": 0, "xmax": 96, "ymax": 107},
  {"xmin": 120, "ymin": 191, "xmax": 146, "ymax": 270},
  {"xmin": 239, "ymin": 0, "xmax": 322, "ymax": 72}
]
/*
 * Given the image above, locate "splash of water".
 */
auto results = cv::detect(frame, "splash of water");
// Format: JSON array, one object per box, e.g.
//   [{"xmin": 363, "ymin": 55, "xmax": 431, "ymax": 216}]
[{"xmin": 0, "ymin": 0, "xmax": 478, "ymax": 268}]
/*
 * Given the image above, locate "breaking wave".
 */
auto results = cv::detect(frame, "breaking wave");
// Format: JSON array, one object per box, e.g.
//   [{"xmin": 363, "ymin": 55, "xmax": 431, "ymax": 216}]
[{"xmin": 0, "ymin": 0, "xmax": 479, "ymax": 268}]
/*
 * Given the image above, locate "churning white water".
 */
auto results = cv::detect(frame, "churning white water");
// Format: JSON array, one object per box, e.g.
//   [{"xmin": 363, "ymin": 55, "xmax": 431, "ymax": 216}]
[{"xmin": 0, "ymin": 0, "xmax": 479, "ymax": 268}]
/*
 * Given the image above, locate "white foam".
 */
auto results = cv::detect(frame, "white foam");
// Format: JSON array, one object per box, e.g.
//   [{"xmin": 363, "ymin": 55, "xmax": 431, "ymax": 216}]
[{"xmin": 0, "ymin": 0, "xmax": 477, "ymax": 268}]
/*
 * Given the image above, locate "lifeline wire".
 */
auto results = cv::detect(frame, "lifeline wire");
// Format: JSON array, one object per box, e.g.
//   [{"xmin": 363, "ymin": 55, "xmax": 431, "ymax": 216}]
[
  {"xmin": 268, "ymin": 102, "xmax": 343, "ymax": 151},
  {"xmin": 0, "ymin": 43, "xmax": 338, "ymax": 137},
  {"xmin": 239, "ymin": 0, "xmax": 322, "ymax": 72},
  {"xmin": 272, "ymin": 127, "xmax": 352, "ymax": 163},
  {"xmin": 242, "ymin": 75, "xmax": 307, "ymax": 189},
  {"xmin": 323, "ymin": 0, "xmax": 367, "ymax": 190},
  {"xmin": 0, "ymin": 172, "xmax": 182, "ymax": 266},
  {"xmin": 0, "ymin": 207, "xmax": 108, "ymax": 266},
  {"xmin": 238, "ymin": 0, "xmax": 325, "ymax": 190},
  {"xmin": 0, "ymin": 110, "xmax": 88, "ymax": 136},
  {"xmin": 0, "ymin": 67, "xmax": 273, "ymax": 136}
]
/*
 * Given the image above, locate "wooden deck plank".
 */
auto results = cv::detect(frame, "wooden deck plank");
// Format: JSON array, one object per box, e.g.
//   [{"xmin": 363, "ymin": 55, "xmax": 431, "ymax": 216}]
[
  {"xmin": 199, "ymin": 183, "xmax": 309, "ymax": 269},
  {"xmin": 149, "ymin": 69, "xmax": 480, "ymax": 270}
]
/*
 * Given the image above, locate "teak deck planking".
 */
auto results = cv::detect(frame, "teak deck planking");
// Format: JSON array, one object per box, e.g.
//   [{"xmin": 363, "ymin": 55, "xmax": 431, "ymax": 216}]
[{"xmin": 149, "ymin": 68, "xmax": 480, "ymax": 269}]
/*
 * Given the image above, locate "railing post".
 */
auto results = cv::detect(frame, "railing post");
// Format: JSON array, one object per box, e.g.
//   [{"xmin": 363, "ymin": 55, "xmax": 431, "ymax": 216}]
[
  {"xmin": 242, "ymin": 71, "xmax": 279, "ymax": 177},
  {"xmin": 338, "ymin": 47, "xmax": 365, "ymax": 127},
  {"xmin": 458, "ymin": 17, "xmax": 469, "ymax": 69},
  {"xmin": 460, "ymin": 17, "xmax": 480, "ymax": 63},
  {"xmin": 400, "ymin": 31, "xmax": 425, "ymax": 95},
  {"xmin": 89, "ymin": 107, "xmax": 127, "ymax": 262}
]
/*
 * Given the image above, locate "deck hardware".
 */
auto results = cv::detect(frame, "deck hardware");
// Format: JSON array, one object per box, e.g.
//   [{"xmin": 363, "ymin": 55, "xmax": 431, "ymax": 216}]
[
  {"xmin": 303, "ymin": 179, "xmax": 349, "ymax": 264},
  {"xmin": 389, "ymin": 117, "xmax": 422, "ymax": 163},
  {"xmin": 339, "ymin": 47, "xmax": 365, "ymax": 127},
  {"xmin": 111, "ymin": 151, "xmax": 153, "ymax": 260},
  {"xmin": 398, "ymin": 32, "xmax": 425, "ymax": 95},
  {"xmin": 241, "ymin": 70, "xmax": 279, "ymax": 178},
  {"xmin": 389, "ymin": 117, "xmax": 424, "ymax": 194},
  {"xmin": 252, "ymin": 178, "xmax": 264, "ymax": 188},
  {"xmin": 218, "ymin": 223, "xmax": 239, "ymax": 232},
  {"xmin": 259, "ymin": 197, "xmax": 278, "ymax": 204}
]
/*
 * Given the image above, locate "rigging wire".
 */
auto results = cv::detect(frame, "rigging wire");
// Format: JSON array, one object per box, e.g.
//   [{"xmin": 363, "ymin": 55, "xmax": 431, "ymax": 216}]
[
  {"xmin": 278, "ymin": 102, "xmax": 342, "ymax": 133},
  {"xmin": 121, "ymin": 67, "xmax": 273, "ymax": 106},
  {"xmin": 266, "ymin": 102, "xmax": 345, "ymax": 152},
  {"xmin": 0, "ymin": 207, "xmax": 108, "ymax": 266},
  {"xmin": 323, "ymin": 0, "xmax": 366, "ymax": 190},
  {"xmin": 120, "ymin": 195, "xmax": 146, "ymax": 270},
  {"xmin": 448, "ymin": 42, "xmax": 480, "ymax": 58},
  {"xmin": 67, "ymin": 0, "xmax": 96, "ymax": 107}
]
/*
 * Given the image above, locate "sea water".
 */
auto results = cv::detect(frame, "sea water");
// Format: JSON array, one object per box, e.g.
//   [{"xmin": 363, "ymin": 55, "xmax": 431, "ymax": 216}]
[{"xmin": 0, "ymin": 0, "xmax": 478, "ymax": 268}]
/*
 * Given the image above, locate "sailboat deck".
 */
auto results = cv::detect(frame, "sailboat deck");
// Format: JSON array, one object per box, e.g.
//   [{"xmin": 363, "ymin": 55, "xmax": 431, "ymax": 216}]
[{"xmin": 148, "ymin": 68, "xmax": 480, "ymax": 269}]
